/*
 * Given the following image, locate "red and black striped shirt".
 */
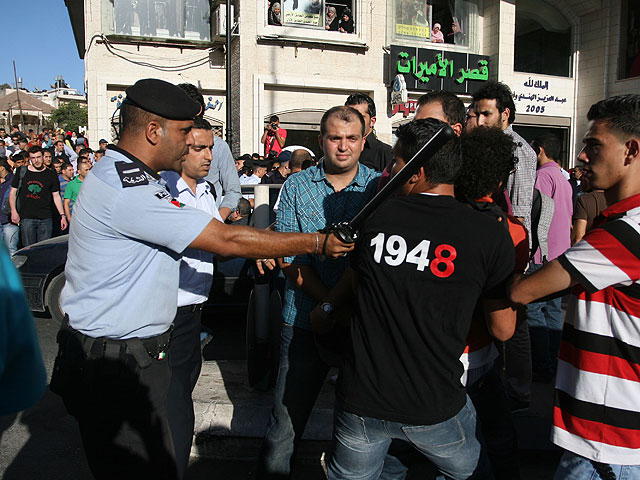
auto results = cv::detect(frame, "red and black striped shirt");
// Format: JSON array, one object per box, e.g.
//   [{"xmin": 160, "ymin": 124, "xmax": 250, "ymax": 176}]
[{"xmin": 554, "ymin": 193, "xmax": 640, "ymax": 465}]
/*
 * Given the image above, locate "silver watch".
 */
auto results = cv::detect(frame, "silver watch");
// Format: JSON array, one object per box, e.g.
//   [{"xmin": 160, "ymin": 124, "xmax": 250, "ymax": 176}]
[{"xmin": 320, "ymin": 302, "xmax": 334, "ymax": 314}]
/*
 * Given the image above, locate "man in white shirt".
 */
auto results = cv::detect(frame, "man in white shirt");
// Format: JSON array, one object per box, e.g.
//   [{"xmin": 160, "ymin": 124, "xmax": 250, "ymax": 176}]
[{"xmin": 160, "ymin": 117, "xmax": 223, "ymax": 480}]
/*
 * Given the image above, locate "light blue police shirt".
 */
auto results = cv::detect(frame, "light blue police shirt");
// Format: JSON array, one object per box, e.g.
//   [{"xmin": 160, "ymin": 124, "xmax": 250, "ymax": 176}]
[{"xmin": 61, "ymin": 146, "xmax": 213, "ymax": 339}]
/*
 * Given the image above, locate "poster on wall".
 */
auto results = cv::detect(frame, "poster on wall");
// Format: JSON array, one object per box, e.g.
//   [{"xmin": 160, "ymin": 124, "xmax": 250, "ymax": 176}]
[
  {"xmin": 395, "ymin": 0, "xmax": 430, "ymax": 39},
  {"xmin": 282, "ymin": 0, "xmax": 322, "ymax": 26}
]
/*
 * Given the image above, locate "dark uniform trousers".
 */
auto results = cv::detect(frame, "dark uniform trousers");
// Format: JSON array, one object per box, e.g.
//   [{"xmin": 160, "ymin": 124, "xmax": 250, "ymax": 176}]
[
  {"xmin": 50, "ymin": 320, "xmax": 177, "ymax": 480},
  {"xmin": 167, "ymin": 304, "xmax": 204, "ymax": 479}
]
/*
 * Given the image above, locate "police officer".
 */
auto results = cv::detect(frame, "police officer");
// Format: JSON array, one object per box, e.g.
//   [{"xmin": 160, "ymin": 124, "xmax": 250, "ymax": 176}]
[{"xmin": 49, "ymin": 78, "xmax": 352, "ymax": 480}]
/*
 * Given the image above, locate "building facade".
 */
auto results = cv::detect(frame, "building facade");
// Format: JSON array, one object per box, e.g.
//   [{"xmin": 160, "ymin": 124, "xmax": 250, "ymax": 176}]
[{"xmin": 66, "ymin": 0, "xmax": 640, "ymax": 166}]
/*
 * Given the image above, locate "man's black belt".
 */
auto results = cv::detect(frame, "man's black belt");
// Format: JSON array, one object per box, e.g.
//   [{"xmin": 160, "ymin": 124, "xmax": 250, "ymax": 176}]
[
  {"xmin": 177, "ymin": 303, "xmax": 204, "ymax": 313},
  {"xmin": 62, "ymin": 316, "xmax": 172, "ymax": 368}
]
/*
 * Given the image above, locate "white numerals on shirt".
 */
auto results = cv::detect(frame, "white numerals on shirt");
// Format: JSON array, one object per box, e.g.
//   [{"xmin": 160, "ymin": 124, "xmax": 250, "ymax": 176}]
[{"xmin": 370, "ymin": 232, "xmax": 457, "ymax": 277}]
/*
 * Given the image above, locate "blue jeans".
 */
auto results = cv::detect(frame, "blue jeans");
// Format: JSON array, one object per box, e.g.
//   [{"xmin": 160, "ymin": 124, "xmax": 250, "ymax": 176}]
[
  {"xmin": 554, "ymin": 450, "xmax": 640, "ymax": 479},
  {"xmin": 384, "ymin": 366, "xmax": 519, "ymax": 480},
  {"xmin": 328, "ymin": 396, "xmax": 493, "ymax": 480},
  {"xmin": 257, "ymin": 324, "xmax": 330, "ymax": 479},
  {"xmin": 526, "ymin": 261, "xmax": 563, "ymax": 379},
  {"xmin": 20, "ymin": 218, "xmax": 53, "ymax": 247},
  {"xmin": 1, "ymin": 223, "xmax": 19, "ymax": 255}
]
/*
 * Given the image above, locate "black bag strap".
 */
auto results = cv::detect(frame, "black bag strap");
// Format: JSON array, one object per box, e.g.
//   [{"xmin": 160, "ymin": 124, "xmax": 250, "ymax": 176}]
[{"xmin": 13, "ymin": 166, "xmax": 28, "ymax": 213}]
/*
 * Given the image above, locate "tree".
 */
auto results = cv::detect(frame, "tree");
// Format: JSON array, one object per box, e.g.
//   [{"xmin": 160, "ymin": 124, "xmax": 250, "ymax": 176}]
[
  {"xmin": 0, "ymin": 83, "xmax": 10, "ymax": 90},
  {"xmin": 49, "ymin": 101, "xmax": 88, "ymax": 133}
]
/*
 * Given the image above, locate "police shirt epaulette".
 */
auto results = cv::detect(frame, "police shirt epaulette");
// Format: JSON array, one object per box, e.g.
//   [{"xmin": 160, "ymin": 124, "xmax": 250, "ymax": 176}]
[{"xmin": 115, "ymin": 161, "xmax": 149, "ymax": 188}]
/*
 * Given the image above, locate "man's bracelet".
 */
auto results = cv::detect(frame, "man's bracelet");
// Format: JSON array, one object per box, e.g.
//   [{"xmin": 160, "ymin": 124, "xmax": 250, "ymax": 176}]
[{"xmin": 314, "ymin": 232, "xmax": 319, "ymax": 255}]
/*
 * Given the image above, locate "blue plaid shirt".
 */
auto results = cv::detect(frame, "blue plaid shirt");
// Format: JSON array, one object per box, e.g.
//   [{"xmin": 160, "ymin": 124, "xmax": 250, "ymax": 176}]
[{"xmin": 275, "ymin": 161, "xmax": 380, "ymax": 331}]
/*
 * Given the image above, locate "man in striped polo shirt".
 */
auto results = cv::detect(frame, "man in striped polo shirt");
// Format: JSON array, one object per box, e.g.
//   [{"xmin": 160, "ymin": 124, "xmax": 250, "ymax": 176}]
[{"xmin": 510, "ymin": 94, "xmax": 640, "ymax": 479}]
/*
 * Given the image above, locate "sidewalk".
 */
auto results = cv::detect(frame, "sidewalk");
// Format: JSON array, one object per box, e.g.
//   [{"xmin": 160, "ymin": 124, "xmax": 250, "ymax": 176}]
[{"xmin": 190, "ymin": 359, "xmax": 559, "ymax": 462}]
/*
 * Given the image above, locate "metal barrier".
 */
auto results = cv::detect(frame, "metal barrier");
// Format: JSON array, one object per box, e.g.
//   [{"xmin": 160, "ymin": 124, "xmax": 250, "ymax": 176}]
[{"xmin": 241, "ymin": 183, "xmax": 283, "ymax": 390}]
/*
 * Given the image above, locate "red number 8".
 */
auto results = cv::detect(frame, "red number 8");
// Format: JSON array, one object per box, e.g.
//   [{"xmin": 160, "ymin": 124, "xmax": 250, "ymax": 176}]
[{"xmin": 430, "ymin": 244, "xmax": 457, "ymax": 278}]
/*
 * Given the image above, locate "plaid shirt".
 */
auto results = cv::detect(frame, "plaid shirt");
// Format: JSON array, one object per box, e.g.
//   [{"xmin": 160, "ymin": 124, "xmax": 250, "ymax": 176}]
[
  {"xmin": 275, "ymin": 161, "xmax": 380, "ymax": 330},
  {"xmin": 504, "ymin": 125, "xmax": 537, "ymax": 242}
]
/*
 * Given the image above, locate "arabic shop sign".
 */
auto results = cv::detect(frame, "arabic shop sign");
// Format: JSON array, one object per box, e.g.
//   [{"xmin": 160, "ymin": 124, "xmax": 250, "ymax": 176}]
[
  {"xmin": 510, "ymin": 76, "xmax": 571, "ymax": 116},
  {"xmin": 391, "ymin": 99, "xmax": 419, "ymax": 117},
  {"xmin": 389, "ymin": 45, "xmax": 490, "ymax": 94}
]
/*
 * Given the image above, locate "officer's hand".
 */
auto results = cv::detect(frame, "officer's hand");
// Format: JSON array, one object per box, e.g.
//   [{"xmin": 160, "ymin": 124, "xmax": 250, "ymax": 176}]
[
  {"xmin": 11, "ymin": 211, "xmax": 19, "ymax": 224},
  {"xmin": 255, "ymin": 258, "xmax": 276, "ymax": 275},
  {"xmin": 321, "ymin": 232, "xmax": 355, "ymax": 259},
  {"xmin": 310, "ymin": 305, "xmax": 335, "ymax": 335},
  {"xmin": 61, "ymin": 216, "xmax": 68, "ymax": 230}
]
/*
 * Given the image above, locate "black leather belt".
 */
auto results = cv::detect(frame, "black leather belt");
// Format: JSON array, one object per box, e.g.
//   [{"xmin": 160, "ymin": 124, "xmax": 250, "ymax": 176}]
[
  {"xmin": 177, "ymin": 303, "xmax": 205, "ymax": 313},
  {"xmin": 61, "ymin": 315, "xmax": 172, "ymax": 368}
]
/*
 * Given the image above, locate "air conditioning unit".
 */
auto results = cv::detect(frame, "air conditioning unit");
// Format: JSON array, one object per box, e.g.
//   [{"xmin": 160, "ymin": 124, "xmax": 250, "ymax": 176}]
[{"xmin": 212, "ymin": 3, "xmax": 234, "ymax": 37}]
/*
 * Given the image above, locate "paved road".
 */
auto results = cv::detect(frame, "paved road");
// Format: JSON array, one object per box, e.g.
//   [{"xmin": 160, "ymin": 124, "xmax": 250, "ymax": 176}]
[{"xmin": 0, "ymin": 310, "xmax": 561, "ymax": 479}]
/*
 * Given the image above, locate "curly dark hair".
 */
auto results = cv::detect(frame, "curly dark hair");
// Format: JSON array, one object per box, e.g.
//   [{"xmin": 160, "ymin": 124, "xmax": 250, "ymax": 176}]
[
  {"xmin": 472, "ymin": 81, "xmax": 516, "ymax": 125},
  {"xmin": 456, "ymin": 127, "xmax": 516, "ymax": 201}
]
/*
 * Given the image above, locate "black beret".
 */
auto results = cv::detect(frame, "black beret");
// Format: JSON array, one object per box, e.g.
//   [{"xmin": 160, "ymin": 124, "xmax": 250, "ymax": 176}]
[
  {"xmin": 251, "ymin": 159, "xmax": 270, "ymax": 168},
  {"xmin": 124, "ymin": 79, "xmax": 202, "ymax": 120}
]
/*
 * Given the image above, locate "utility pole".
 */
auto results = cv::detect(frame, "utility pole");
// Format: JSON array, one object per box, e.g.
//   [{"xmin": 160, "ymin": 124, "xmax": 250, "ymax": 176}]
[
  {"xmin": 225, "ymin": 0, "xmax": 232, "ymax": 149},
  {"xmin": 12, "ymin": 61, "xmax": 26, "ymax": 132}
]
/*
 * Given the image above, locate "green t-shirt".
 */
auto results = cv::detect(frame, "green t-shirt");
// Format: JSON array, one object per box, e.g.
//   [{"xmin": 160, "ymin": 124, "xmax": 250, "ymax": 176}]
[{"xmin": 64, "ymin": 176, "xmax": 83, "ymax": 212}]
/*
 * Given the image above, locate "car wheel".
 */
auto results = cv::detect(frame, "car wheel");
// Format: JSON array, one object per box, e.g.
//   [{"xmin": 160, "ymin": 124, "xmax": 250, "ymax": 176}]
[{"xmin": 45, "ymin": 272, "xmax": 66, "ymax": 323}]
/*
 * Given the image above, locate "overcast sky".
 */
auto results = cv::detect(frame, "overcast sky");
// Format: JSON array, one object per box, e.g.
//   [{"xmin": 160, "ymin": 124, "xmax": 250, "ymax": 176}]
[{"xmin": 2, "ymin": 0, "xmax": 85, "ymax": 93}]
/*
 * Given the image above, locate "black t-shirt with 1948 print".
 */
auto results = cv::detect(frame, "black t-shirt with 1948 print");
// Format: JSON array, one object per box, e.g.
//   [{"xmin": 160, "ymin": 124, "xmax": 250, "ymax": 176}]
[
  {"xmin": 339, "ymin": 193, "xmax": 515, "ymax": 426},
  {"xmin": 12, "ymin": 167, "xmax": 60, "ymax": 219}
]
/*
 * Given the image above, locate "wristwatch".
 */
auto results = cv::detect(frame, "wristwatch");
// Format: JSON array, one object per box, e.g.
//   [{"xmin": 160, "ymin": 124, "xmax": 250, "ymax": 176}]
[{"xmin": 320, "ymin": 302, "xmax": 334, "ymax": 314}]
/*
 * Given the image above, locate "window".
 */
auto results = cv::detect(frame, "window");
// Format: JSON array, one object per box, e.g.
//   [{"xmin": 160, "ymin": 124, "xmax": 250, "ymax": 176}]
[
  {"xmin": 391, "ymin": 0, "xmax": 476, "ymax": 48},
  {"xmin": 110, "ymin": 0, "xmax": 211, "ymax": 41},
  {"xmin": 514, "ymin": 0, "xmax": 571, "ymax": 77},
  {"xmin": 266, "ymin": 0, "xmax": 355, "ymax": 34},
  {"xmin": 620, "ymin": 0, "xmax": 640, "ymax": 79}
]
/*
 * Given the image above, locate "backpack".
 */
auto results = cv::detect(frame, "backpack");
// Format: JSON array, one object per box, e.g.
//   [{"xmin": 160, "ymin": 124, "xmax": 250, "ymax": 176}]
[{"xmin": 1, "ymin": 166, "xmax": 27, "ymax": 217}]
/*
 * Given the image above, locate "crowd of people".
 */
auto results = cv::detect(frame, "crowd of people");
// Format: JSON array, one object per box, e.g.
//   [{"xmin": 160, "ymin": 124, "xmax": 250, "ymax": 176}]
[
  {"xmin": 2, "ymin": 77, "xmax": 639, "ymax": 480},
  {"xmin": 0, "ymin": 127, "xmax": 103, "ymax": 254}
]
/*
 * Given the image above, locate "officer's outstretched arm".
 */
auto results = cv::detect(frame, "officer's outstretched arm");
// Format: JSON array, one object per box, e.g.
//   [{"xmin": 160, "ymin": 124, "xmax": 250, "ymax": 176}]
[{"xmin": 189, "ymin": 219, "xmax": 354, "ymax": 260}]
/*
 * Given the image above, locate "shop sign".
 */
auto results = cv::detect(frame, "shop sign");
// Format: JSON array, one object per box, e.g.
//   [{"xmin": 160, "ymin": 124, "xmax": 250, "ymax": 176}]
[
  {"xmin": 389, "ymin": 45, "xmax": 490, "ymax": 94},
  {"xmin": 511, "ymin": 76, "xmax": 569, "ymax": 116}
]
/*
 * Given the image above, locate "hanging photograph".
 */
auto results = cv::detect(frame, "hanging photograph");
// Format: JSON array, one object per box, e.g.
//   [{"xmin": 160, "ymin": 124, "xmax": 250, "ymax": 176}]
[
  {"xmin": 395, "ymin": 0, "xmax": 430, "ymax": 39},
  {"xmin": 282, "ymin": 0, "xmax": 322, "ymax": 27}
]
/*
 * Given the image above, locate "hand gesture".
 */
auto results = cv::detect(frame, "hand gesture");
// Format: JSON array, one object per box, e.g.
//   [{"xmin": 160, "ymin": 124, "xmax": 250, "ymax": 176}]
[
  {"xmin": 321, "ymin": 232, "xmax": 355, "ymax": 259},
  {"xmin": 255, "ymin": 258, "xmax": 276, "ymax": 276}
]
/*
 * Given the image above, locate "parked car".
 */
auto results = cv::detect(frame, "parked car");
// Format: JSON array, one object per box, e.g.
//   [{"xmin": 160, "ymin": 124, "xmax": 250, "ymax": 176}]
[{"xmin": 12, "ymin": 235, "xmax": 254, "ymax": 323}]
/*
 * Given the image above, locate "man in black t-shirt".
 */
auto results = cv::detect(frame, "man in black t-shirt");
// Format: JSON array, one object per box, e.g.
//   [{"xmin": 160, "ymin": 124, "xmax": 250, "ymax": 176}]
[
  {"xmin": 345, "ymin": 93, "xmax": 392, "ymax": 172},
  {"xmin": 9, "ymin": 146, "xmax": 67, "ymax": 247},
  {"xmin": 313, "ymin": 119, "xmax": 516, "ymax": 480}
]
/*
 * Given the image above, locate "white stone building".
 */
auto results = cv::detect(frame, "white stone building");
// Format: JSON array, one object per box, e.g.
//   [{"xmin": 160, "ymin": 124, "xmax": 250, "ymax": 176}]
[{"xmin": 65, "ymin": 0, "xmax": 640, "ymax": 166}]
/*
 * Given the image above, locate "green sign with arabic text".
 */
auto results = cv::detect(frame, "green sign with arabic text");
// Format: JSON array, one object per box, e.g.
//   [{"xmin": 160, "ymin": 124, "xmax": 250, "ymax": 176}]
[{"xmin": 389, "ymin": 45, "xmax": 491, "ymax": 94}]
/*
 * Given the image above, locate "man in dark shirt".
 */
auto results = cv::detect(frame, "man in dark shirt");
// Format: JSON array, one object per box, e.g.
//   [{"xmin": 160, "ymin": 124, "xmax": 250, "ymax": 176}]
[
  {"xmin": 9, "ymin": 146, "xmax": 67, "ymax": 246},
  {"xmin": 261, "ymin": 150, "xmax": 291, "ymax": 185},
  {"xmin": 314, "ymin": 119, "xmax": 516, "ymax": 480},
  {"xmin": 53, "ymin": 140, "xmax": 70, "ymax": 164},
  {"xmin": 345, "ymin": 93, "xmax": 392, "ymax": 171}
]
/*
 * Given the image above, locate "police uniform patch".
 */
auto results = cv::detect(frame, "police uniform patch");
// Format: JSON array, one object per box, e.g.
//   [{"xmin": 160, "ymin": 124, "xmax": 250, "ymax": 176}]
[
  {"xmin": 154, "ymin": 190, "xmax": 172, "ymax": 200},
  {"xmin": 115, "ymin": 161, "xmax": 149, "ymax": 188},
  {"xmin": 170, "ymin": 199, "xmax": 185, "ymax": 208}
]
